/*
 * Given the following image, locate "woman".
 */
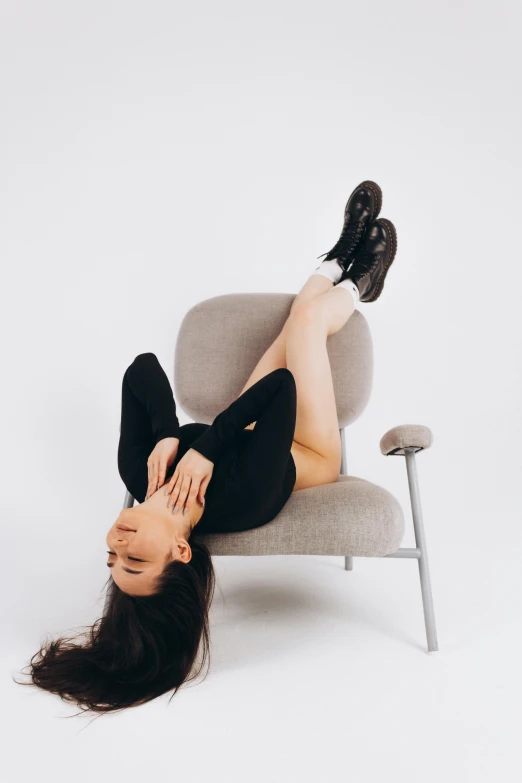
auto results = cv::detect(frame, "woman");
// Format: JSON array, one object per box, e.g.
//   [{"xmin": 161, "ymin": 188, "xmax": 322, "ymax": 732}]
[{"xmin": 24, "ymin": 180, "xmax": 397, "ymax": 713}]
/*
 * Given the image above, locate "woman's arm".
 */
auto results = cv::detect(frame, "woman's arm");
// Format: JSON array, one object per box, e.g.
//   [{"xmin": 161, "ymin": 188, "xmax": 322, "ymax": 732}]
[
  {"xmin": 123, "ymin": 353, "xmax": 180, "ymax": 444},
  {"xmin": 190, "ymin": 368, "xmax": 297, "ymax": 489},
  {"xmin": 117, "ymin": 352, "xmax": 180, "ymax": 501}
]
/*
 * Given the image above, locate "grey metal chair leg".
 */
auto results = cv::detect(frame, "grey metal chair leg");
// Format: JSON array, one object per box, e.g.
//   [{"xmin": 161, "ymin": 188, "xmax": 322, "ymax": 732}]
[
  {"xmin": 340, "ymin": 428, "xmax": 354, "ymax": 572},
  {"xmin": 102, "ymin": 489, "xmax": 136, "ymax": 617},
  {"xmin": 404, "ymin": 448, "xmax": 438, "ymax": 652},
  {"xmin": 122, "ymin": 489, "xmax": 135, "ymax": 509}
]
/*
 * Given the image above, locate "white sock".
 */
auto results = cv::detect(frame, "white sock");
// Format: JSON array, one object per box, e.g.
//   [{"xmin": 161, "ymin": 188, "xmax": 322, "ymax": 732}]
[
  {"xmin": 336, "ymin": 277, "xmax": 360, "ymax": 306},
  {"xmin": 311, "ymin": 258, "xmax": 343, "ymax": 285}
]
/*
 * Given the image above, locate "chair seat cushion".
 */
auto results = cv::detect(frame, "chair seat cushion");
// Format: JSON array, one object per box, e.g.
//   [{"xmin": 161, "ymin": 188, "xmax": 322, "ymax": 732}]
[{"xmin": 197, "ymin": 475, "xmax": 404, "ymax": 557}]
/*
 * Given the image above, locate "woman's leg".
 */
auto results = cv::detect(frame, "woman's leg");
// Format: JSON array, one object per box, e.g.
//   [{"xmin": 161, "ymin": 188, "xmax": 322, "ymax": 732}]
[
  {"xmin": 285, "ymin": 286, "xmax": 355, "ymax": 489},
  {"xmin": 239, "ymin": 276, "xmax": 356, "ymax": 490},
  {"xmin": 239, "ymin": 273, "xmax": 335, "ymax": 393}
]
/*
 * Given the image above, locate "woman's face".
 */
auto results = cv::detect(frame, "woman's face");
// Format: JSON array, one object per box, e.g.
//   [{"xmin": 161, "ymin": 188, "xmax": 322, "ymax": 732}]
[{"xmin": 105, "ymin": 507, "xmax": 190, "ymax": 596}]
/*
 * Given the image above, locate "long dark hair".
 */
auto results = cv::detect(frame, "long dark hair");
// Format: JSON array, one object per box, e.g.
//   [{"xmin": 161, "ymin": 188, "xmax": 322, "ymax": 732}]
[{"xmin": 18, "ymin": 535, "xmax": 216, "ymax": 714}]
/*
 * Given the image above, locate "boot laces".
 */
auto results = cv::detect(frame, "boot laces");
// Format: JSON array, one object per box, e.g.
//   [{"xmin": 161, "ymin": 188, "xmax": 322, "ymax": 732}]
[
  {"xmin": 317, "ymin": 219, "xmax": 365, "ymax": 265},
  {"xmin": 349, "ymin": 250, "xmax": 380, "ymax": 279}
]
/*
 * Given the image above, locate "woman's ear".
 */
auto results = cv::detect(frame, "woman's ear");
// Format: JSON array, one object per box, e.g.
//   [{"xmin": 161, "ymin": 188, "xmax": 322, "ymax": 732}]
[{"xmin": 172, "ymin": 539, "xmax": 192, "ymax": 564}]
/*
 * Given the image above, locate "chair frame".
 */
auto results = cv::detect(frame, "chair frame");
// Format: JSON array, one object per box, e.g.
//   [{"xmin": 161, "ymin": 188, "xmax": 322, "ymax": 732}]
[
  {"xmin": 340, "ymin": 428, "xmax": 438, "ymax": 653},
  {"xmin": 109, "ymin": 425, "xmax": 438, "ymax": 654}
]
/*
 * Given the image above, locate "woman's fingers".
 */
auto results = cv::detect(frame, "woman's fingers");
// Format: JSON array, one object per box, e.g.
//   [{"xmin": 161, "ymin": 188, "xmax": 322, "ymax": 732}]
[
  {"xmin": 162, "ymin": 451, "xmax": 212, "ymax": 514},
  {"xmin": 157, "ymin": 459, "xmax": 168, "ymax": 491},
  {"xmin": 184, "ymin": 479, "xmax": 201, "ymax": 515},
  {"xmin": 173, "ymin": 474, "xmax": 193, "ymax": 514},
  {"xmin": 149, "ymin": 464, "xmax": 202, "ymax": 510},
  {"xmin": 146, "ymin": 462, "xmax": 157, "ymax": 500},
  {"xmin": 165, "ymin": 469, "xmax": 177, "ymax": 495},
  {"xmin": 146, "ymin": 459, "xmax": 168, "ymax": 499},
  {"xmin": 145, "ymin": 438, "xmax": 180, "ymax": 499},
  {"xmin": 167, "ymin": 473, "xmax": 183, "ymax": 509}
]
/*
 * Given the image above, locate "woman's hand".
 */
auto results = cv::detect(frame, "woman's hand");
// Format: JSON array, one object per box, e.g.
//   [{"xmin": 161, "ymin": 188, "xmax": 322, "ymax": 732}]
[
  {"xmin": 145, "ymin": 437, "xmax": 180, "ymax": 499},
  {"xmin": 164, "ymin": 448, "xmax": 214, "ymax": 516}
]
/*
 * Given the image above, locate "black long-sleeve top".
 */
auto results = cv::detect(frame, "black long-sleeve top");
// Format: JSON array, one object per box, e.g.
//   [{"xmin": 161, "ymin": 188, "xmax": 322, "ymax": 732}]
[{"xmin": 117, "ymin": 353, "xmax": 297, "ymax": 535}]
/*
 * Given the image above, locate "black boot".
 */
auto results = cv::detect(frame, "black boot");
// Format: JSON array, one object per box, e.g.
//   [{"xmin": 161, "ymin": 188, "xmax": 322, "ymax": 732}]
[
  {"xmin": 340, "ymin": 218, "xmax": 397, "ymax": 302},
  {"xmin": 317, "ymin": 180, "xmax": 382, "ymax": 271}
]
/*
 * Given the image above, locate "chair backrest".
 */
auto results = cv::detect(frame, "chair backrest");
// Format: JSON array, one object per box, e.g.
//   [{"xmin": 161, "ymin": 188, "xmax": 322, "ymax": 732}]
[{"xmin": 174, "ymin": 293, "xmax": 373, "ymax": 429}]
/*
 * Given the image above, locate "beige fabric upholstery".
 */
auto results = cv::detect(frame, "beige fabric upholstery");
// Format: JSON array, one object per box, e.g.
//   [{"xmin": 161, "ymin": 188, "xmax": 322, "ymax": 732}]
[
  {"xmin": 380, "ymin": 424, "xmax": 433, "ymax": 456},
  {"xmin": 170, "ymin": 293, "xmax": 404, "ymax": 558},
  {"xmin": 174, "ymin": 293, "xmax": 373, "ymax": 429},
  {"xmin": 196, "ymin": 475, "xmax": 404, "ymax": 557}
]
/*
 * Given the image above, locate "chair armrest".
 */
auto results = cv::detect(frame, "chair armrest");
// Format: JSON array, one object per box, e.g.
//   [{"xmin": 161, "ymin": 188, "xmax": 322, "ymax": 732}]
[{"xmin": 380, "ymin": 425, "xmax": 433, "ymax": 456}]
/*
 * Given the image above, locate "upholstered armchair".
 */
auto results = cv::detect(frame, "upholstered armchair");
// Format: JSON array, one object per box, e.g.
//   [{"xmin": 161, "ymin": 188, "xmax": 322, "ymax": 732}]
[{"xmin": 106, "ymin": 293, "xmax": 438, "ymax": 653}]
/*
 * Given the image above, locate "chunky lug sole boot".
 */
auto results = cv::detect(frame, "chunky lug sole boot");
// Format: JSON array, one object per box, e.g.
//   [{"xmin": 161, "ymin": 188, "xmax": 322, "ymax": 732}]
[
  {"xmin": 317, "ymin": 180, "xmax": 383, "ymax": 272},
  {"xmin": 340, "ymin": 217, "xmax": 397, "ymax": 302}
]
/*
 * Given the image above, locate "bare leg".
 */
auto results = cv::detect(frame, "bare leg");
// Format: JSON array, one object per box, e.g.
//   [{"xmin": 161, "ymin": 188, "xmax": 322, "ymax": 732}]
[
  {"xmin": 239, "ymin": 273, "xmax": 335, "ymax": 393},
  {"xmin": 285, "ymin": 287, "xmax": 355, "ymax": 481},
  {"xmin": 239, "ymin": 277, "xmax": 356, "ymax": 488}
]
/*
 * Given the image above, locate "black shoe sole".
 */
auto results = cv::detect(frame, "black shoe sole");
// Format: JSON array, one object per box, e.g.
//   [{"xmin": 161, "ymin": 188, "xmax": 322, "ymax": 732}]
[{"xmin": 363, "ymin": 217, "xmax": 398, "ymax": 302}]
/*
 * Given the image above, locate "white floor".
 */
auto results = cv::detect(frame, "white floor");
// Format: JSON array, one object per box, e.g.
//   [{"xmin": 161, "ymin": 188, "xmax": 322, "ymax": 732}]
[{"xmin": 4, "ymin": 533, "xmax": 520, "ymax": 783}]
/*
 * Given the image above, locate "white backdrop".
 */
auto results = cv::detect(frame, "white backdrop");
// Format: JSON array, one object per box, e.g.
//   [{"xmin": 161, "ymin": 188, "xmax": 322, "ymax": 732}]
[{"xmin": 1, "ymin": 0, "xmax": 521, "ymax": 780}]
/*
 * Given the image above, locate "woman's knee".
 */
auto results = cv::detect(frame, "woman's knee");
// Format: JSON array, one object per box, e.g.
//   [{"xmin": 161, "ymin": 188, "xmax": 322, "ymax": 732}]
[{"xmin": 288, "ymin": 298, "xmax": 326, "ymax": 327}]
